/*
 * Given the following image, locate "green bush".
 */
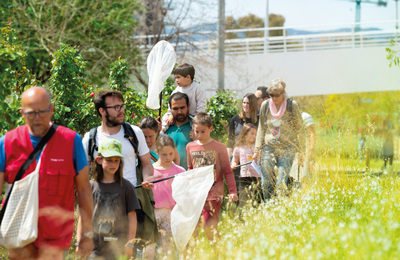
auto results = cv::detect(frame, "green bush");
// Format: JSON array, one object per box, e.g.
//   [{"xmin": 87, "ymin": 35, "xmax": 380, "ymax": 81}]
[
  {"xmin": 49, "ymin": 44, "xmax": 98, "ymax": 134},
  {"xmin": 0, "ymin": 24, "xmax": 38, "ymax": 135},
  {"xmin": 207, "ymin": 89, "xmax": 239, "ymax": 143}
]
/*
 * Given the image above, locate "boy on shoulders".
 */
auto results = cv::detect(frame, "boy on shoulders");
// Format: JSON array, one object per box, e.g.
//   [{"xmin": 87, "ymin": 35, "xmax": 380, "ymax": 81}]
[{"xmin": 162, "ymin": 63, "xmax": 206, "ymax": 132}]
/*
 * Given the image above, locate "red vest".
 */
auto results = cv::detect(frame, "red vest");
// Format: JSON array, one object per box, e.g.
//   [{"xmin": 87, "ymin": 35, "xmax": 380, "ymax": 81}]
[{"xmin": 5, "ymin": 124, "xmax": 77, "ymax": 249}]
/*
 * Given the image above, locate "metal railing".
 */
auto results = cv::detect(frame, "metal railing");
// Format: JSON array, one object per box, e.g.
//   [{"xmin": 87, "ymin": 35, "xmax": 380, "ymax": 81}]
[{"xmin": 134, "ymin": 20, "xmax": 399, "ymax": 55}]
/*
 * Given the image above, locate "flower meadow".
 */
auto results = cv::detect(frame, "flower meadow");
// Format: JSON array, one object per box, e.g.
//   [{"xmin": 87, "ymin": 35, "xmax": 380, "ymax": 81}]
[{"xmin": 185, "ymin": 172, "xmax": 400, "ymax": 259}]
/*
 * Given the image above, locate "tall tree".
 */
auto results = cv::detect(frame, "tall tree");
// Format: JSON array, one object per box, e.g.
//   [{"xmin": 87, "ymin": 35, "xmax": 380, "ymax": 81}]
[{"xmin": 1, "ymin": 0, "xmax": 142, "ymax": 86}]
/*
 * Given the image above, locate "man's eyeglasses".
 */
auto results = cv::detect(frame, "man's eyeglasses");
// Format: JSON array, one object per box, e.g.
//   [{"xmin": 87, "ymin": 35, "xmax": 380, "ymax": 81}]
[
  {"xmin": 104, "ymin": 104, "xmax": 125, "ymax": 111},
  {"xmin": 22, "ymin": 105, "xmax": 52, "ymax": 119},
  {"xmin": 269, "ymin": 93, "xmax": 282, "ymax": 98}
]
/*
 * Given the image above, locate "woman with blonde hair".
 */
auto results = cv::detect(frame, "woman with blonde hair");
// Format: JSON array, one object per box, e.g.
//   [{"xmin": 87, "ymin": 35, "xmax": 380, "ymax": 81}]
[{"xmin": 253, "ymin": 78, "xmax": 304, "ymax": 201}]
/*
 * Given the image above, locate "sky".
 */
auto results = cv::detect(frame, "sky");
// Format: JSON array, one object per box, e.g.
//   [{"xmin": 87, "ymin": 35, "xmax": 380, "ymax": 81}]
[
  {"xmin": 225, "ymin": 0, "xmax": 398, "ymax": 30},
  {"xmin": 175, "ymin": 0, "xmax": 398, "ymax": 31}
]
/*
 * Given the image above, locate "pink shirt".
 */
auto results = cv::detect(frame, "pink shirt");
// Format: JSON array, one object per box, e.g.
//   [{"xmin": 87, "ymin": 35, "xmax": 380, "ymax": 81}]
[
  {"xmin": 233, "ymin": 145, "xmax": 260, "ymax": 177},
  {"xmin": 153, "ymin": 164, "xmax": 186, "ymax": 210}
]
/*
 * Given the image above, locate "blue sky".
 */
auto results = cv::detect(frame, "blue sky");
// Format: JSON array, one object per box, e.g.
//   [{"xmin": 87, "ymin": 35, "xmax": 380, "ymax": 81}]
[{"xmin": 172, "ymin": 0, "xmax": 398, "ymax": 31}]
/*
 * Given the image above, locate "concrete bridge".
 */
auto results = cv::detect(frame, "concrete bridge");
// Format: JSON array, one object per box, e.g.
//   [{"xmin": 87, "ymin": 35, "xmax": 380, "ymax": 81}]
[{"xmin": 137, "ymin": 20, "xmax": 400, "ymax": 98}]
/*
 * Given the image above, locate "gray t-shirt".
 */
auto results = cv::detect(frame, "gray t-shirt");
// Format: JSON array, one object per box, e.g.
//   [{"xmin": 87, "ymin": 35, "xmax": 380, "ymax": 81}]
[{"xmin": 90, "ymin": 178, "xmax": 140, "ymax": 258}]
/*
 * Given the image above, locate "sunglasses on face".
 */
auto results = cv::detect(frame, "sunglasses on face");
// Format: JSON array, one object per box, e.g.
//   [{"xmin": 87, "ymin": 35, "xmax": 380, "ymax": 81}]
[{"xmin": 269, "ymin": 93, "xmax": 282, "ymax": 98}]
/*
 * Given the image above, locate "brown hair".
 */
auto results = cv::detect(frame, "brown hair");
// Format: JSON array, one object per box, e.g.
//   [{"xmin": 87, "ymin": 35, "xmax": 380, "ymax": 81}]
[
  {"xmin": 235, "ymin": 123, "xmax": 257, "ymax": 147},
  {"xmin": 239, "ymin": 93, "xmax": 258, "ymax": 123},
  {"xmin": 94, "ymin": 154, "xmax": 124, "ymax": 186},
  {"xmin": 155, "ymin": 135, "xmax": 176, "ymax": 152},
  {"xmin": 139, "ymin": 116, "xmax": 159, "ymax": 135},
  {"xmin": 193, "ymin": 112, "xmax": 212, "ymax": 128},
  {"xmin": 94, "ymin": 90, "xmax": 124, "ymax": 117},
  {"xmin": 174, "ymin": 63, "xmax": 195, "ymax": 81}
]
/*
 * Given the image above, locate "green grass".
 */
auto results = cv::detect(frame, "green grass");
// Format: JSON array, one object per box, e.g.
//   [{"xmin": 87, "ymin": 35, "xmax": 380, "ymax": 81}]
[{"xmin": 185, "ymin": 172, "xmax": 400, "ymax": 259}]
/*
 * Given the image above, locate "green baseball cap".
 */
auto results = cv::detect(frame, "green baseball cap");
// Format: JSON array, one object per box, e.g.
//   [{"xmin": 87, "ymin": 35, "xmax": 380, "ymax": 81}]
[{"xmin": 98, "ymin": 139, "xmax": 124, "ymax": 158}]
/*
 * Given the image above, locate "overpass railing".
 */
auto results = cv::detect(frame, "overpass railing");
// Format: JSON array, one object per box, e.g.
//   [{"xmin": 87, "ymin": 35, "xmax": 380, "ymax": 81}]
[{"xmin": 134, "ymin": 20, "xmax": 399, "ymax": 55}]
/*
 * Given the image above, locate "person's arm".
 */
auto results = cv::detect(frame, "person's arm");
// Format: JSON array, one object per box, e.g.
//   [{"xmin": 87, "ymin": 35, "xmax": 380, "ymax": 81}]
[
  {"xmin": 139, "ymin": 153, "xmax": 158, "ymax": 189},
  {"xmin": 293, "ymin": 101, "xmax": 306, "ymax": 154},
  {"xmin": 0, "ymin": 172, "xmax": 4, "ymax": 200},
  {"xmin": 81, "ymin": 132, "xmax": 93, "ymax": 174},
  {"xmin": 165, "ymin": 114, "xmax": 175, "ymax": 126},
  {"xmin": 0, "ymin": 136, "xmax": 7, "ymax": 198},
  {"xmin": 173, "ymin": 147, "xmax": 180, "ymax": 165},
  {"xmin": 220, "ymin": 145, "xmax": 238, "ymax": 201},
  {"xmin": 75, "ymin": 166, "xmax": 94, "ymax": 258},
  {"xmin": 195, "ymin": 84, "xmax": 207, "ymax": 114},
  {"xmin": 125, "ymin": 211, "xmax": 137, "ymax": 258},
  {"xmin": 231, "ymin": 148, "xmax": 239, "ymax": 169},
  {"xmin": 186, "ymin": 144, "xmax": 193, "ymax": 170}
]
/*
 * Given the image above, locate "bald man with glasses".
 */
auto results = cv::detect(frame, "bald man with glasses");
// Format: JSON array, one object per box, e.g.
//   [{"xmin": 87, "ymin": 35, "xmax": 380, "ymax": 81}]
[{"xmin": 0, "ymin": 86, "xmax": 93, "ymax": 259}]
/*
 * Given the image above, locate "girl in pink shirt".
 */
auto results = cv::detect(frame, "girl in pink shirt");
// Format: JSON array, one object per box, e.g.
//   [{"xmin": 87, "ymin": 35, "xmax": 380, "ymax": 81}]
[
  {"xmin": 152, "ymin": 135, "xmax": 185, "ymax": 256},
  {"xmin": 231, "ymin": 123, "xmax": 262, "ymax": 207}
]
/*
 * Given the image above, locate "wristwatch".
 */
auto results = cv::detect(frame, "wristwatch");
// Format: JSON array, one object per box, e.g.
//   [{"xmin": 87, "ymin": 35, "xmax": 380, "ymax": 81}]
[{"xmin": 82, "ymin": 231, "xmax": 94, "ymax": 239}]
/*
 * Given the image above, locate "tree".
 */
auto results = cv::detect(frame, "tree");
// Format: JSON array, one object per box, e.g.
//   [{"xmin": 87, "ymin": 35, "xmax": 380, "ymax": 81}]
[
  {"xmin": 237, "ymin": 14, "xmax": 264, "ymax": 38},
  {"xmin": 225, "ymin": 13, "xmax": 285, "ymax": 39},
  {"xmin": 1, "ymin": 0, "xmax": 142, "ymax": 86},
  {"xmin": 269, "ymin": 14, "xmax": 285, "ymax": 37}
]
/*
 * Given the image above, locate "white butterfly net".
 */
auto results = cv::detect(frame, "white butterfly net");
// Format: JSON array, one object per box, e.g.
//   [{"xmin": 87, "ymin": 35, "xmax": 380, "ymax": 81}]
[
  {"xmin": 170, "ymin": 165, "xmax": 214, "ymax": 251},
  {"xmin": 146, "ymin": 40, "xmax": 176, "ymax": 109}
]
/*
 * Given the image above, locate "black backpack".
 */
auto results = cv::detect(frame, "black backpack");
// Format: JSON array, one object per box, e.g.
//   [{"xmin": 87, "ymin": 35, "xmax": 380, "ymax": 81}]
[{"xmin": 88, "ymin": 122, "xmax": 139, "ymax": 163}]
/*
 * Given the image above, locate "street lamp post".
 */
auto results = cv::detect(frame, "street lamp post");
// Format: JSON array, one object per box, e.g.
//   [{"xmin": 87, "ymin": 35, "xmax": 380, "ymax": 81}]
[
  {"xmin": 217, "ymin": 0, "xmax": 225, "ymax": 90},
  {"xmin": 396, "ymin": 0, "xmax": 399, "ymax": 41},
  {"xmin": 264, "ymin": 0, "xmax": 269, "ymax": 53}
]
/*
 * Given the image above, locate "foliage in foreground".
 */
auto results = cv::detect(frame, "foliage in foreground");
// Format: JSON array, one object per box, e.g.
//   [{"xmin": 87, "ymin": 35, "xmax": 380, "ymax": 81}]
[{"xmin": 187, "ymin": 173, "xmax": 400, "ymax": 259}]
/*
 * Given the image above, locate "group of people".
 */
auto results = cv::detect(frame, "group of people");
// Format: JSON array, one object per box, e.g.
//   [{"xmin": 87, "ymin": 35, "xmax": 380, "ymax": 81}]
[
  {"xmin": 228, "ymin": 79, "xmax": 315, "ymax": 205},
  {"xmin": 0, "ymin": 62, "xmax": 316, "ymax": 259}
]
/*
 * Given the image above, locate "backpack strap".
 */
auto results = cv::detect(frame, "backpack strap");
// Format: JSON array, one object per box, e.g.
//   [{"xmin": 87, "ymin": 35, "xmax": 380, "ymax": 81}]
[
  {"xmin": 149, "ymin": 153, "xmax": 158, "ymax": 163},
  {"xmin": 264, "ymin": 99, "xmax": 270, "ymax": 116},
  {"xmin": 287, "ymin": 98, "xmax": 293, "ymax": 113},
  {"xmin": 122, "ymin": 122, "xmax": 141, "ymax": 167},
  {"xmin": 88, "ymin": 127, "xmax": 98, "ymax": 162},
  {"xmin": 122, "ymin": 122, "xmax": 138, "ymax": 153}
]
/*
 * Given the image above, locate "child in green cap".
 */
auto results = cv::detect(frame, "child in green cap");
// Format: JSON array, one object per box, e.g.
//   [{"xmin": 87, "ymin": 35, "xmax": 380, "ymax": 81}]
[{"xmin": 77, "ymin": 139, "xmax": 141, "ymax": 259}]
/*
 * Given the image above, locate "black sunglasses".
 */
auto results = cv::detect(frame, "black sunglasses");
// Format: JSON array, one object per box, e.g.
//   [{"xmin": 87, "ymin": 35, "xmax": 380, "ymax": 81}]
[{"xmin": 269, "ymin": 93, "xmax": 282, "ymax": 98}]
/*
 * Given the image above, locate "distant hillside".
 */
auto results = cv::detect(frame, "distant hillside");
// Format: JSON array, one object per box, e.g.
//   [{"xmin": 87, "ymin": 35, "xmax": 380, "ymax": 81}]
[{"xmin": 164, "ymin": 23, "xmax": 381, "ymax": 41}]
